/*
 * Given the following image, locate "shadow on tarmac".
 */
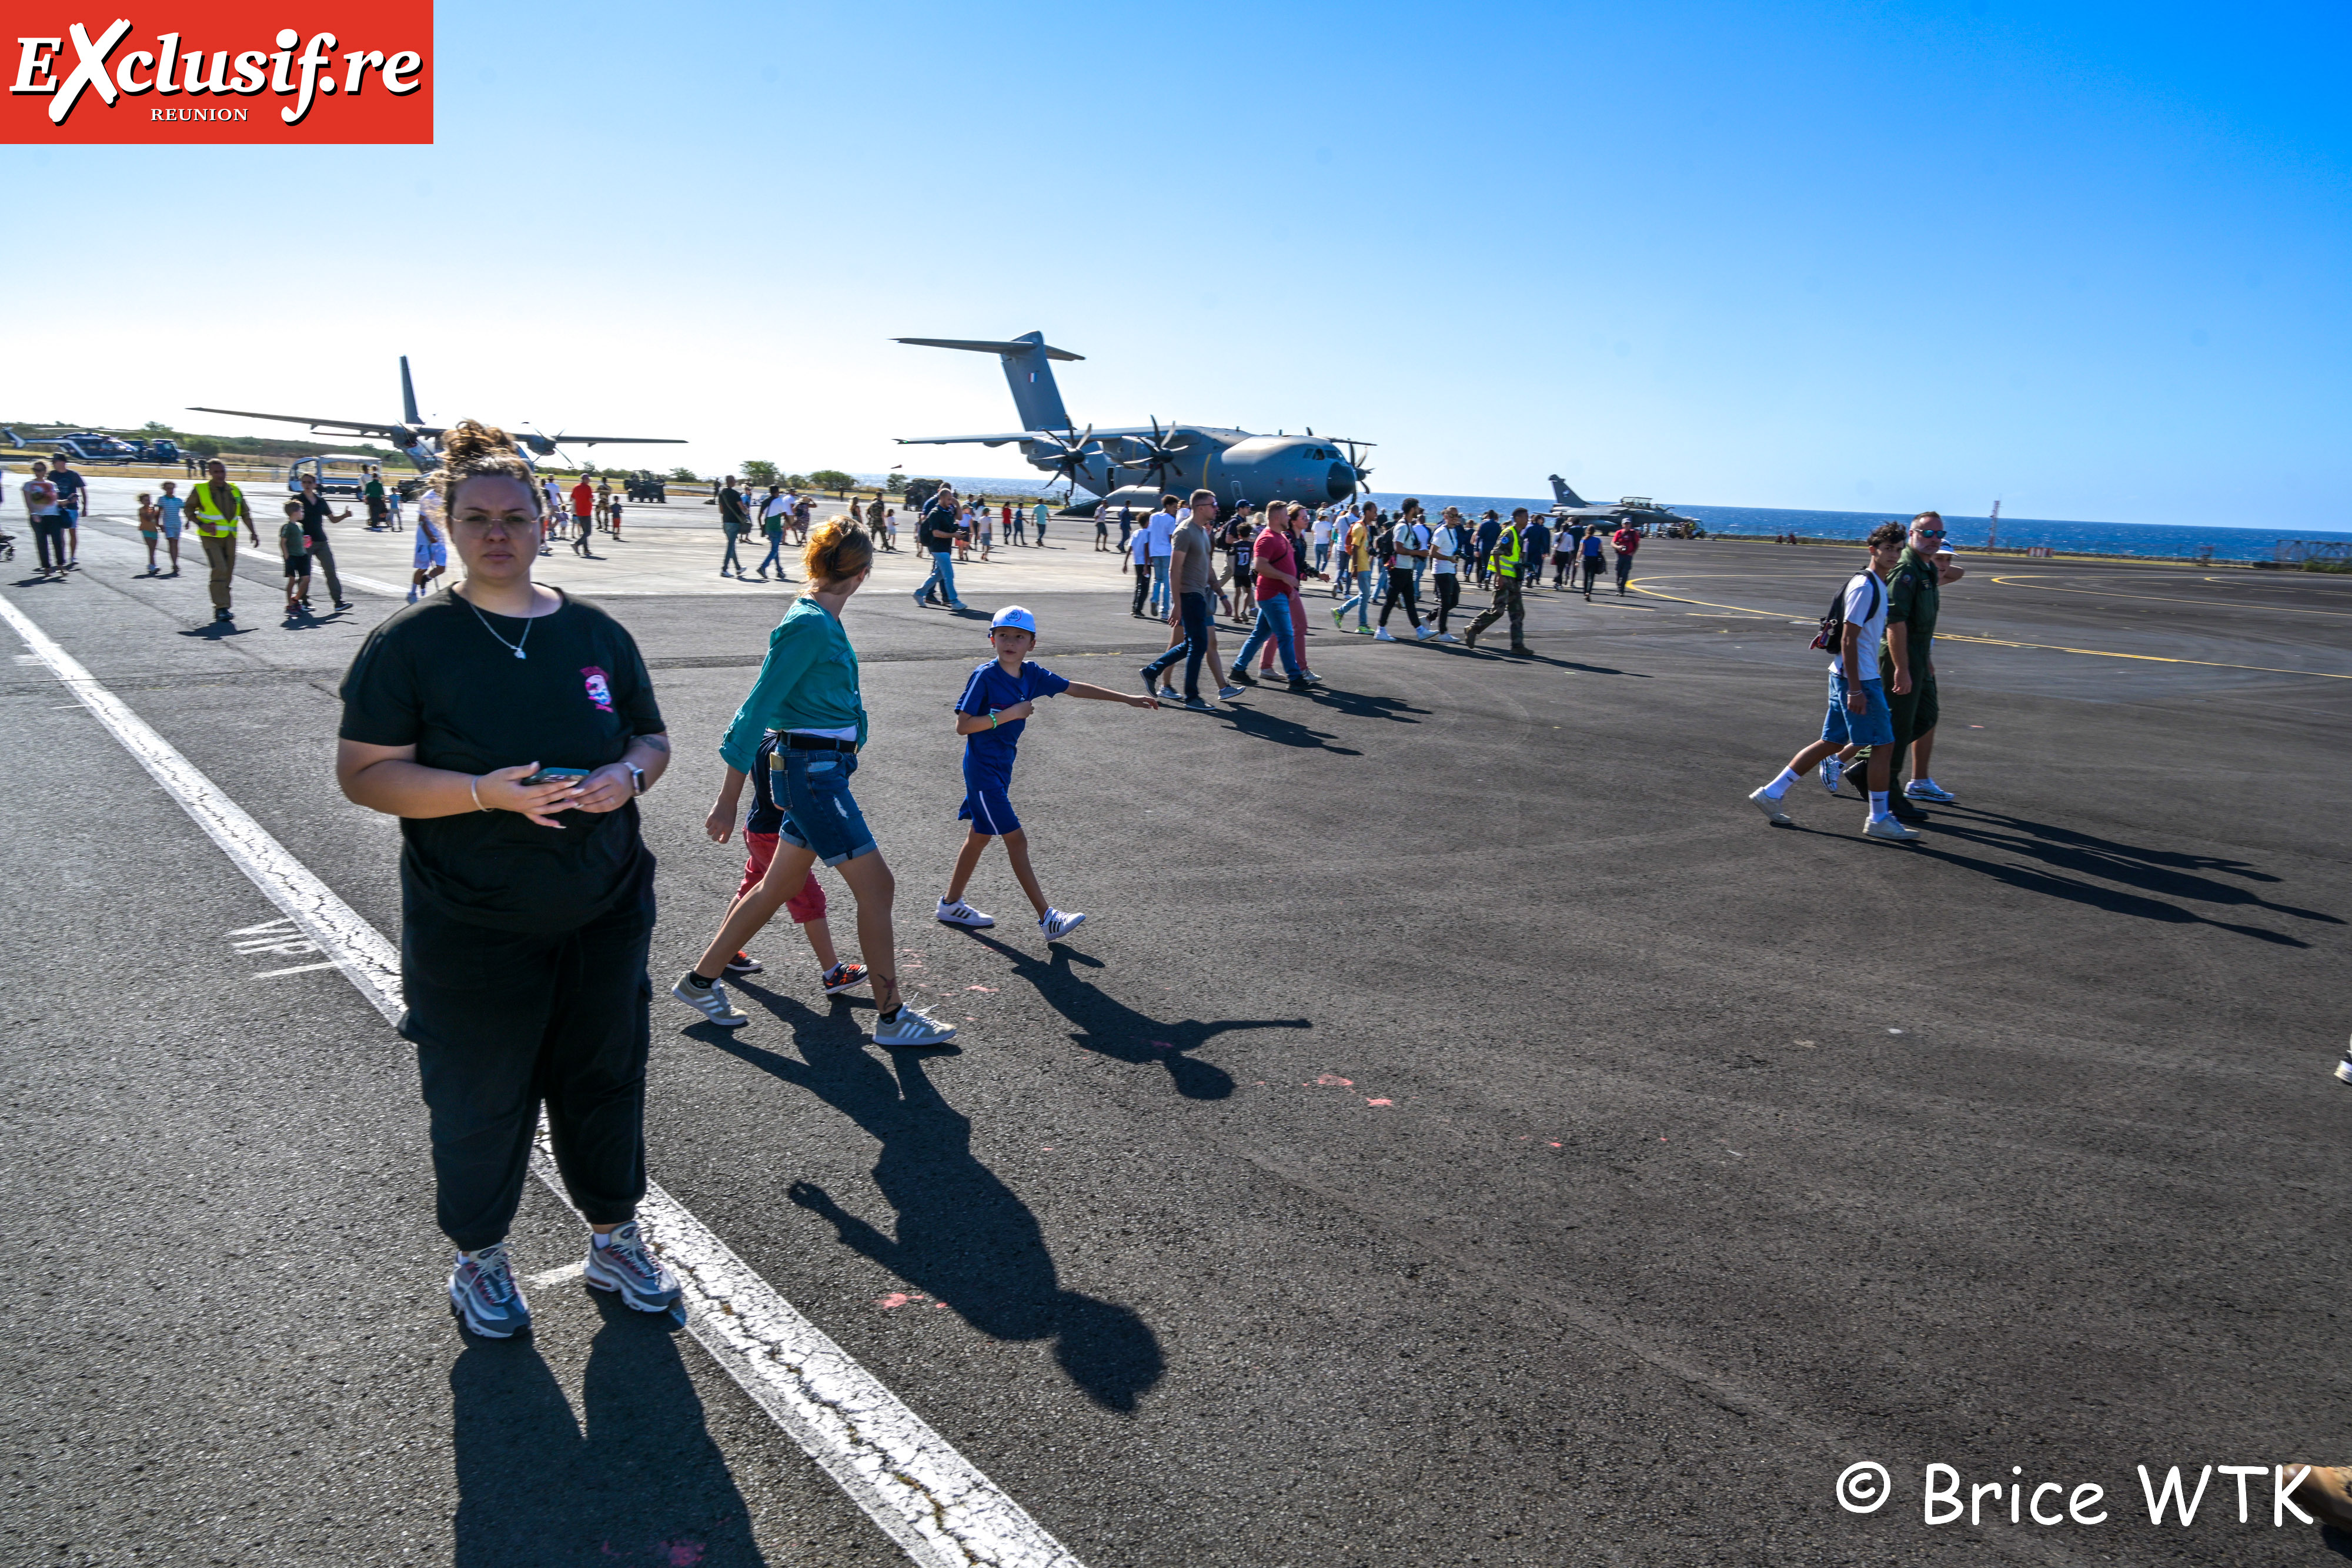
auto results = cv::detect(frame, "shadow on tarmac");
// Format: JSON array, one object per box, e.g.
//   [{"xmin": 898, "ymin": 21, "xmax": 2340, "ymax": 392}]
[
  {"xmin": 701, "ymin": 1022, "xmax": 1165, "ymax": 1411},
  {"xmin": 1889, "ymin": 807, "xmax": 2338, "ymax": 946},
  {"xmin": 450, "ymin": 1292, "xmax": 764, "ymax": 1566},
  {"xmin": 958, "ymin": 931, "xmax": 1308, "ymax": 1102}
]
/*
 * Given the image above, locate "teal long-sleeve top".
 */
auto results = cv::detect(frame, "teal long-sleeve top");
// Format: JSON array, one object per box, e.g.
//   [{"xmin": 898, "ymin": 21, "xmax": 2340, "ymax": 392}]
[{"xmin": 718, "ymin": 596, "xmax": 868, "ymax": 770}]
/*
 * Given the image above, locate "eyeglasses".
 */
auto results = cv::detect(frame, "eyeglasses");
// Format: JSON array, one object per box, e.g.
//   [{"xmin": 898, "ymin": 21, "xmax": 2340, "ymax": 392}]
[{"xmin": 1916, "ymin": 528, "xmax": 1946, "ymax": 537}]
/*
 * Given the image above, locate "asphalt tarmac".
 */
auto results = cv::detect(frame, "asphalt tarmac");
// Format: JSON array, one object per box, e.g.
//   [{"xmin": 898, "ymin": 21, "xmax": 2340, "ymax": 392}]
[{"xmin": 6, "ymin": 483, "xmax": 2350, "ymax": 1567}]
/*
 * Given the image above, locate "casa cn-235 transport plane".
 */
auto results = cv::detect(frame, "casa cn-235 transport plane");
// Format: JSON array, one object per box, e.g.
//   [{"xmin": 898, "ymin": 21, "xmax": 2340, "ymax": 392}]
[
  {"xmin": 893, "ymin": 331, "xmax": 1375, "ymax": 513},
  {"xmin": 189, "ymin": 356, "xmax": 685, "ymax": 473}
]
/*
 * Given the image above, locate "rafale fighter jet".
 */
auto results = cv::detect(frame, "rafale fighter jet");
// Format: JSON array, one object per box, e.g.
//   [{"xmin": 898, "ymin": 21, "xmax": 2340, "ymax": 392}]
[
  {"xmin": 1548, "ymin": 475, "xmax": 1697, "ymax": 529},
  {"xmin": 894, "ymin": 332, "xmax": 1374, "ymax": 512},
  {"xmin": 189, "ymin": 356, "xmax": 684, "ymax": 473}
]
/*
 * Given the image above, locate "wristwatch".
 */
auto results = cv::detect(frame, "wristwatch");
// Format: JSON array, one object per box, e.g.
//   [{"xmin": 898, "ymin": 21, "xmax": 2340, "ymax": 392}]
[{"xmin": 627, "ymin": 763, "xmax": 646, "ymax": 796}]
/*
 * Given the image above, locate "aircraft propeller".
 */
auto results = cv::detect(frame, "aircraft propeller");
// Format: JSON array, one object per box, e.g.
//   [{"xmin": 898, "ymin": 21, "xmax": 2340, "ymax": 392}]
[
  {"xmin": 1119, "ymin": 416, "xmax": 1191, "ymax": 494},
  {"xmin": 1033, "ymin": 424, "xmax": 1100, "ymax": 494},
  {"xmin": 1341, "ymin": 437, "xmax": 1375, "ymax": 496}
]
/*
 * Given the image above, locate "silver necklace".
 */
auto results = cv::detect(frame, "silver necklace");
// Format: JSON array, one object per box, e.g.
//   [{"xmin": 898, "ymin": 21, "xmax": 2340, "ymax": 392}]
[{"xmin": 464, "ymin": 593, "xmax": 536, "ymax": 659}]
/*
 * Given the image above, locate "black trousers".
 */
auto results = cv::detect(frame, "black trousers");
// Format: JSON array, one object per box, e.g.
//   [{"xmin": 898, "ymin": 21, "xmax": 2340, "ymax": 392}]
[
  {"xmin": 1143, "ymin": 590, "xmax": 1212, "ymax": 698},
  {"xmin": 399, "ymin": 895, "xmax": 654, "ymax": 1252},
  {"xmin": 32, "ymin": 517, "xmax": 69, "ymax": 571},
  {"xmin": 1432, "ymin": 571, "xmax": 1461, "ymax": 631},
  {"xmin": 1377, "ymin": 566, "xmax": 1422, "ymax": 627},
  {"xmin": 1131, "ymin": 563, "xmax": 1151, "ymax": 615},
  {"xmin": 308, "ymin": 531, "xmax": 345, "ymax": 604}
]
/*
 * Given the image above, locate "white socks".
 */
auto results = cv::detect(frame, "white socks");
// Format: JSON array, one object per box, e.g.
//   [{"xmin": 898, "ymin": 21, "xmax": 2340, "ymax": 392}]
[
  {"xmin": 1869, "ymin": 790, "xmax": 1890, "ymax": 817},
  {"xmin": 1762, "ymin": 768, "xmax": 1800, "ymax": 800}
]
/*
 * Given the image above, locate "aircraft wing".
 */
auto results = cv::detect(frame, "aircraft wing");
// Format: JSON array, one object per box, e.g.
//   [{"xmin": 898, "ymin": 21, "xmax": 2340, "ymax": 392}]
[
  {"xmin": 893, "ymin": 432, "xmax": 1057, "ymax": 449},
  {"xmin": 187, "ymin": 406, "xmax": 432, "ymax": 441},
  {"xmin": 549, "ymin": 435, "xmax": 686, "ymax": 446}
]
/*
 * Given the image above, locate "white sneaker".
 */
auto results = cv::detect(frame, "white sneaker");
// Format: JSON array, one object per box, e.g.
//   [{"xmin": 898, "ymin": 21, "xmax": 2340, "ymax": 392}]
[
  {"xmin": 1434, "ymin": 632, "xmax": 1460, "ymax": 643},
  {"xmin": 1415, "ymin": 624, "xmax": 1435, "ymax": 640},
  {"xmin": 1906, "ymin": 778, "xmax": 1956, "ymax": 803},
  {"xmin": 1747, "ymin": 786, "xmax": 1792, "ymax": 824},
  {"xmin": 1863, "ymin": 814, "xmax": 1920, "ymax": 841},
  {"xmin": 1373, "ymin": 626, "xmax": 1396, "ymax": 641},
  {"xmin": 1040, "ymin": 908, "xmax": 1086, "ymax": 940},
  {"xmin": 670, "ymin": 974, "xmax": 749, "ymax": 1026},
  {"xmin": 936, "ymin": 898, "xmax": 994, "ymax": 929},
  {"xmin": 1158, "ymin": 686, "xmax": 1181, "ymax": 701},
  {"xmin": 1821, "ymin": 755, "xmax": 1843, "ymax": 794},
  {"xmin": 873, "ymin": 1005, "xmax": 958, "ymax": 1048},
  {"xmin": 1217, "ymin": 684, "xmax": 1244, "ymax": 700}
]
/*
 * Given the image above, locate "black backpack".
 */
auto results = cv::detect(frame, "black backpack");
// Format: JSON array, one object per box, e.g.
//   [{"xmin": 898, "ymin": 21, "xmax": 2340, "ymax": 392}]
[{"xmin": 1811, "ymin": 573, "xmax": 1881, "ymax": 653}]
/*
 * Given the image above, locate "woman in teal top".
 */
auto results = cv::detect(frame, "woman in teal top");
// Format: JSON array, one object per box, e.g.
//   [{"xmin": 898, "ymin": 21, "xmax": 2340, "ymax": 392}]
[{"xmin": 673, "ymin": 519, "xmax": 957, "ymax": 1048}]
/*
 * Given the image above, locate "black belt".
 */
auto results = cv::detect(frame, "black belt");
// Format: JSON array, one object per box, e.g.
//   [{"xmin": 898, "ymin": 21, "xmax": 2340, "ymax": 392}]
[{"xmin": 781, "ymin": 733, "xmax": 857, "ymax": 753}]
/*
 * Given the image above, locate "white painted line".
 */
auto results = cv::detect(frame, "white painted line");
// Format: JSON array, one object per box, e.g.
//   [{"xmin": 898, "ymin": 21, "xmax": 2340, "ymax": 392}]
[
  {"xmin": 251, "ymin": 960, "xmax": 342, "ymax": 978},
  {"xmin": 0, "ymin": 590, "xmax": 1085, "ymax": 1568}
]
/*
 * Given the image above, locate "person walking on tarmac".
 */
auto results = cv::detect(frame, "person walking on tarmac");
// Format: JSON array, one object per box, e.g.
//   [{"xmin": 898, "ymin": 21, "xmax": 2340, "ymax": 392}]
[
  {"xmin": 295, "ymin": 470, "xmax": 356, "ymax": 611},
  {"xmin": 190, "ymin": 458, "xmax": 262, "ymax": 624},
  {"xmin": 1462, "ymin": 507, "xmax": 1534, "ymax": 655}
]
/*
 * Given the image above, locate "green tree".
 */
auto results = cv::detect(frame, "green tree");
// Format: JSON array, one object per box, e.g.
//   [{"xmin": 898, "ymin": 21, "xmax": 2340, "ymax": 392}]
[
  {"xmin": 139, "ymin": 420, "xmax": 174, "ymax": 434},
  {"xmin": 783, "ymin": 473, "xmax": 808, "ymax": 490},
  {"xmin": 669, "ymin": 466, "xmax": 700, "ymax": 483},
  {"xmin": 186, "ymin": 436, "xmax": 221, "ymax": 459},
  {"xmin": 741, "ymin": 459, "xmax": 780, "ymax": 487},
  {"xmin": 885, "ymin": 473, "xmax": 906, "ymax": 495},
  {"xmin": 808, "ymin": 469, "xmax": 858, "ymax": 494}
]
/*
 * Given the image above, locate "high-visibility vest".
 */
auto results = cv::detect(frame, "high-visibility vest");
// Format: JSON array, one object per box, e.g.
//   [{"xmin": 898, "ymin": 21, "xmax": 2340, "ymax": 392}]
[
  {"xmin": 191, "ymin": 481, "xmax": 245, "ymax": 538},
  {"xmin": 1492, "ymin": 526, "xmax": 1525, "ymax": 579}
]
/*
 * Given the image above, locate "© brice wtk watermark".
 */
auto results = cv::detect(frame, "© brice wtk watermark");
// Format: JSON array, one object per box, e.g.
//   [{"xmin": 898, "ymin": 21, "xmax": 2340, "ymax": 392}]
[{"xmin": 1835, "ymin": 1462, "xmax": 2324, "ymax": 1527}]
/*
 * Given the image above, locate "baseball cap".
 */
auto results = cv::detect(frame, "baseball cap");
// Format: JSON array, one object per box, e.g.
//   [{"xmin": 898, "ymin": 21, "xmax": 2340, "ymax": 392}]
[{"xmin": 991, "ymin": 605, "xmax": 1037, "ymax": 634}]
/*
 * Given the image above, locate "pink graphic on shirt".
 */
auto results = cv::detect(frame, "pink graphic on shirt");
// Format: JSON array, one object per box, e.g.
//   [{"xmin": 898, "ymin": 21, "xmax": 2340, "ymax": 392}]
[{"xmin": 581, "ymin": 666, "xmax": 615, "ymax": 713}]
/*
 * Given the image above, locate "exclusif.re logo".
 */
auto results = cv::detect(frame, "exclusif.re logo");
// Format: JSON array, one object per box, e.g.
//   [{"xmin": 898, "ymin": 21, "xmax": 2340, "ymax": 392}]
[{"xmin": 6, "ymin": 0, "xmax": 431, "ymax": 142}]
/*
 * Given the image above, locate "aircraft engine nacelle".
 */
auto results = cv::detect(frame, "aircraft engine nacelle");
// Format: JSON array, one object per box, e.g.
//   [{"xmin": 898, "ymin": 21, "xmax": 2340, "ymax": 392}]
[{"xmin": 1214, "ymin": 436, "xmax": 1360, "ymax": 508}]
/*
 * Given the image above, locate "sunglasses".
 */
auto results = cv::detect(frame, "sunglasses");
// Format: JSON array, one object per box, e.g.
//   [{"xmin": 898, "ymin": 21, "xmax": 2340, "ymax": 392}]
[{"xmin": 1915, "ymin": 528, "xmax": 1946, "ymax": 537}]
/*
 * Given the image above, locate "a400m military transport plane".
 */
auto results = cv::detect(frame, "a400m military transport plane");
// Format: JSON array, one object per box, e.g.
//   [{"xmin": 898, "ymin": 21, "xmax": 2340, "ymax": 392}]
[
  {"xmin": 894, "ymin": 332, "xmax": 1374, "ymax": 513},
  {"xmin": 188, "ymin": 356, "xmax": 684, "ymax": 473}
]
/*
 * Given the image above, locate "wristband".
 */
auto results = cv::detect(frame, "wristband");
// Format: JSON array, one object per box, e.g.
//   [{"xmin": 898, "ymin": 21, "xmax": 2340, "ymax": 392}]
[
  {"xmin": 470, "ymin": 775, "xmax": 489, "ymax": 811},
  {"xmin": 988, "ymin": 709, "xmax": 1000, "ymax": 729}
]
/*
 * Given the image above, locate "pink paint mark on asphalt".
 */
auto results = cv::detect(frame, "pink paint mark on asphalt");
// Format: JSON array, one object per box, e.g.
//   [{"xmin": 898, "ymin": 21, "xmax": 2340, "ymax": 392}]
[
  {"xmin": 1549, "ymin": 1142, "xmax": 1562, "ymax": 1148},
  {"xmin": 1314, "ymin": 1074, "xmax": 1355, "ymax": 1087},
  {"xmin": 660, "ymin": 1543, "xmax": 706, "ymax": 1567},
  {"xmin": 878, "ymin": 1292, "xmax": 916, "ymax": 1309},
  {"xmin": 1365, "ymin": 1098, "xmax": 1394, "ymax": 1107},
  {"xmin": 965, "ymin": 985, "xmax": 997, "ymax": 992},
  {"xmin": 1149, "ymin": 1039, "xmax": 1175, "ymax": 1049}
]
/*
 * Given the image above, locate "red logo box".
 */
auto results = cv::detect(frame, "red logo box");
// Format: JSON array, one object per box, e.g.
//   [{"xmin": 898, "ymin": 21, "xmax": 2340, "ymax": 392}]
[{"xmin": 7, "ymin": 0, "xmax": 432, "ymax": 143}]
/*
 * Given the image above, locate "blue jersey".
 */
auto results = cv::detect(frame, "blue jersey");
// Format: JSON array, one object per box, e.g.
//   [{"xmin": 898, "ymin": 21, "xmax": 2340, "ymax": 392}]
[
  {"xmin": 746, "ymin": 731, "xmax": 784, "ymax": 834},
  {"xmin": 955, "ymin": 659, "xmax": 1070, "ymax": 776}
]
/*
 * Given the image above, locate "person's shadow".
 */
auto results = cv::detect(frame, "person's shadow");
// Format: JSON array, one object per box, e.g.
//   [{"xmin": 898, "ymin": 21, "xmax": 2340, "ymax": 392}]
[
  {"xmin": 707, "ymin": 1028, "xmax": 1165, "ymax": 1413},
  {"xmin": 958, "ymin": 931, "xmax": 1308, "ymax": 1101},
  {"xmin": 450, "ymin": 1292, "xmax": 766, "ymax": 1565}
]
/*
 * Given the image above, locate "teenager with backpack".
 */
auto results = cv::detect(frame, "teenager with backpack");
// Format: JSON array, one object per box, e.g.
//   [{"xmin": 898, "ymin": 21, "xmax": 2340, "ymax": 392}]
[{"xmin": 1746, "ymin": 523, "xmax": 1916, "ymax": 841}]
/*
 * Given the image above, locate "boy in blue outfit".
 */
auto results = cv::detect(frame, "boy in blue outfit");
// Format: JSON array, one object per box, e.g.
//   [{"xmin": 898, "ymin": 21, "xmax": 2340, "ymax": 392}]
[{"xmin": 934, "ymin": 606, "xmax": 1157, "ymax": 940}]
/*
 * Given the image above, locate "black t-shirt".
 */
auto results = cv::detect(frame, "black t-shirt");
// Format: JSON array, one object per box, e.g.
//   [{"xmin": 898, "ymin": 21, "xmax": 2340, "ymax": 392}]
[
  {"xmin": 918, "ymin": 500, "xmax": 958, "ymax": 552},
  {"xmin": 50, "ymin": 468, "xmax": 86, "ymax": 505},
  {"xmin": 338, "ymin": 589, "xmax": 663, "ymax": 932},
  {"xmin": 299, "ymin": 492, "xmax": 336, "ymax": 534},
  {"xmin": 745, "ymin": 731, "xmax": 784, "ymax": 835}
]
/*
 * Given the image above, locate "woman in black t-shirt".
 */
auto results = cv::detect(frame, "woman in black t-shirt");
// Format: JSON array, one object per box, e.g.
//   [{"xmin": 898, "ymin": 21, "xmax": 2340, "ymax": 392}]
[{"xmin": 336, "ymin": 420, "xmax": 682, "ymax": 1341}]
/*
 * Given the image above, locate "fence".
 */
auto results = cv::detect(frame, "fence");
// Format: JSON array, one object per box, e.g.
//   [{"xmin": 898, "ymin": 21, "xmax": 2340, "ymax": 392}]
[{"xmin": 2275, "ymin": 540, "xmax": 2352, "ymax": 565}]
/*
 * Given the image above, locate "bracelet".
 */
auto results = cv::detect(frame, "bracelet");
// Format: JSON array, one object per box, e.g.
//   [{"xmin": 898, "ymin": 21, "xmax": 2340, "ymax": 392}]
[
  {"xmin": 988, "ymin": 710, "xmax": 1000, "ymax": 729},
  {"xmin": 470, "ymin": 775, "xmax": 489, "ymax": 811}
]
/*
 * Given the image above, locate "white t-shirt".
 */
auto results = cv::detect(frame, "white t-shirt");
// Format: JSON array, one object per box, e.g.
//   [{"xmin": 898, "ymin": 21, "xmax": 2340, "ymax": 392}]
[
  {"xmin": 1831, "ymin": 570, "xmax": 1889, "ymax": 682},
  {"xmin": 1429, "ymin": 523, "xmax": 1463, "ymax": 574},
  {"xmin": 1129, "ymin": 526, "xmax": 1151, "ymax": 564},
  {"xmin": 1147, "ymin": 510, "xmax": 1177, "ymax": 557},
  {"xmin": 1391, "ymin": 521, "xmax": 1429, "ymax": 566},
  {"xmin": 763, "ymin": 492, "xmax": 791, "ymax": 518},
  {"xmin": 1311, "ymin": 519, "xmax": 1332, "ymax": 545}
]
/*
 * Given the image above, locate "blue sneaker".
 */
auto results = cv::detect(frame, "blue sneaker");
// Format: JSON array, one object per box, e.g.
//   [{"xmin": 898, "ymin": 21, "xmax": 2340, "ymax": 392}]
[
  {"xmin": 449, "ymin": 1242, "xmax": 532, "ymax": 1338},
  {"xmin": 583, "ymin": 1219, "xmax": 682, "ymax": 1313}
]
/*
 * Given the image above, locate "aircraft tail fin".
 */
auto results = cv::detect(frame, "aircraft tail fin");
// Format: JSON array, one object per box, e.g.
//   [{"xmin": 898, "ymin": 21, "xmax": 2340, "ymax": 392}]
[
  {"xmin": 896, "ymin": 332, "xmax": 1079, "ymax": 434},
  {"xmin": 399, "ymin": 356, "xmax": 422, "ymax": 426},
  {"xmin": 1549, "ymin": 474, "xmax": 1590, "ymax": 507}
]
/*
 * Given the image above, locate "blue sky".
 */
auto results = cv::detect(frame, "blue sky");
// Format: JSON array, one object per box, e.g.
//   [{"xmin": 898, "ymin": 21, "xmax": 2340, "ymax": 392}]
[{"xmin": 11, "ymin": 0, "xmax": 2347, "ymax": 526}]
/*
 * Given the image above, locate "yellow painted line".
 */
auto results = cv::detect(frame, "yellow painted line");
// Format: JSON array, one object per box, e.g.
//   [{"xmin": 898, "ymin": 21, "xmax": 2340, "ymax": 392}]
[
  {"xmin": 1933, "ymin": 633, "xmax": 2351, "ymax": 679},
  {"xmin": 1989, "ymin": 573, "xmax": 2352, "ymax": 618},
  {"xmin": 1629, "ymin": 578, "xmax": 2352, "ymax": 681}
]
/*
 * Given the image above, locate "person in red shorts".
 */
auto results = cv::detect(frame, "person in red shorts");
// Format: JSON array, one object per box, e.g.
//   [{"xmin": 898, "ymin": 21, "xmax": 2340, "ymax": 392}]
[{"xmin": 701, "ymin": 730, "xmax": 870, "ymax": 995}]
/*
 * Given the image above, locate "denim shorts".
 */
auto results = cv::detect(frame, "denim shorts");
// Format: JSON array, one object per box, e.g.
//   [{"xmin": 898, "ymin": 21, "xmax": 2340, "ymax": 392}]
[
  {"xmin": 1821, "ymin": 673, "xmax": 1895, "ymax": 748},
  {"xmin": 769, "ymin": 747, "xmax": 876, "ymax": 867}
]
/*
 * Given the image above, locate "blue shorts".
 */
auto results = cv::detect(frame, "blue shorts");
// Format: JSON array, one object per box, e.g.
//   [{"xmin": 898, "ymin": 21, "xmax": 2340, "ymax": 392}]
[
  {"xmin": 957, "ymin": 764, "xmax": 1020, "ymax": 837},
  {"xmin": 770, "ymin": 747, "xmax": 876, "ymax": 867},
  {"xmin": 1820, "ymin": 672, "xmax": 1895, "ymax": 748}
]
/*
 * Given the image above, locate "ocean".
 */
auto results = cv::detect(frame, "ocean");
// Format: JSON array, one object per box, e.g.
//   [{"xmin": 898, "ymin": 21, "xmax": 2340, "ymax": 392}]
[{"xmin": 861, "ymin": 473, "xmax": 2350, "ymax": 565}]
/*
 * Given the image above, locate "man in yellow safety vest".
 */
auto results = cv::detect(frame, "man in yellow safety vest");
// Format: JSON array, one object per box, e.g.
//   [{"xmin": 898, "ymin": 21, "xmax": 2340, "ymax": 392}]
[
  {"xmin": 1462, "ymin": 506, "xmax": 1534, "ymax": 656},
  {"xmin": 189, "ymin": 459, "xmax": 262, "ymax": 623}
]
